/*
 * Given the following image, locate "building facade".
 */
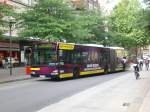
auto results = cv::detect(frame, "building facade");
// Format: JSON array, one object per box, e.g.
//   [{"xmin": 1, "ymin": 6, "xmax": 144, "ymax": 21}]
[
  {"xmin": 0, "ymin": 0, "xmax": 37, "ymax": 66},
  {"xmin": 0, "ymin": 0, "xmax": 37, "ymax": 12},
  {"xmin": 0, "ymin": 40, "xmax": 20, "ymax": 67},
  {"xmin": 69, "ymin": 0, "xmax": 119, "ymax": 12},
  {"xmin": 70, "ymin": 0, "xmax": 100, "ymax": 10}
]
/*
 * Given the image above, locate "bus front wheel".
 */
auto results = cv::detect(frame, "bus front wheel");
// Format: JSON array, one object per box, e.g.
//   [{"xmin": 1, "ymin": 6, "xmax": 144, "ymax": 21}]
[{"xmin": 73, "ymin": 68, "xmax": 79, "ymax": 78}]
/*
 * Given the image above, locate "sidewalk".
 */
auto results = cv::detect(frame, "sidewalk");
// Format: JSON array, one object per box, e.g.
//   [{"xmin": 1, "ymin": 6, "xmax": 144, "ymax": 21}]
[
  {"xmin": 0, "ymin": 67, "xmax": 31, "ymax": 84},
  {"xmin": 38, "ymin": 69, "xmax": 150, "ymax": 112}
]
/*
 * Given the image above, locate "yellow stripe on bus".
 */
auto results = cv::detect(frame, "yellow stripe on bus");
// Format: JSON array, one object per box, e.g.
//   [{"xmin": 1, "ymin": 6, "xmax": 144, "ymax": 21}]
[
  {"xmin": 80, "ymin": 69, "xmax": 104, "ymax": 76},
  {"xmin": 31, "ymin": 68, "xmax": 40, "ymax": 70},
  {"xmin": 59, "ymin": 73, "xmax": 73, "ymax": 78}
]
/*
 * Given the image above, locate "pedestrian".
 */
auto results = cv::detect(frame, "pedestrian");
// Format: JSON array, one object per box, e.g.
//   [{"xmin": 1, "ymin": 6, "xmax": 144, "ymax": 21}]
[
  {"xmin": 2, "ymin": 58, "xmax": 6, "ymax": 69},
  {"xmin": 139, "ymin": 58, "xmax": 143, "ymax": 70},
  {"xmin": 145, "ymin": 58, "xmax": 149, "ymax": 70},
  {"xmin": 133, "ymin": 63, "xmax": 140, "ymax": 80},
  {"xmin": 122, "ymin": 57, "xmax": 127, "ymax": 71},
  {"xmin": 5, "ymin": 57, "xmax": 8, "ymax": 68}
]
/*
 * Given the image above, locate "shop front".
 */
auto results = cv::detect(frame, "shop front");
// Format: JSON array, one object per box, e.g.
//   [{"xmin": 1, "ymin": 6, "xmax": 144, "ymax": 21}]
[{"xmin": 0, "ymin": 41, "xmax": 20, "ymax": 67}]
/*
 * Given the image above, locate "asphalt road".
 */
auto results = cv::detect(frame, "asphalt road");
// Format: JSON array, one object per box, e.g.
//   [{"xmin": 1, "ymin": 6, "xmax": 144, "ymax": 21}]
[{"xmin": 0, "ymin": 72, "xmax": 129, "ymax": 112}]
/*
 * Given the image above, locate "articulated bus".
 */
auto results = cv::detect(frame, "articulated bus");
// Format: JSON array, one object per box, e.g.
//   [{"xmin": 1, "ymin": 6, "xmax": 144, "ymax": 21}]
[{"xmin": 26, "ymin": 42, "xmax": 128, "ymax": 79}]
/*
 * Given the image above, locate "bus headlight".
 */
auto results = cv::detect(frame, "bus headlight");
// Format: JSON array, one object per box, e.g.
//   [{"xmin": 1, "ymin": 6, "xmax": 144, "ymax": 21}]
[
  {"xmin": 51, "ymin": 70, "xmax": 58, "ymax": 75},
  {"xmin": 31, "ymin": 71, "xmax": 35, "ymax": 74},
  {"xmin": 51, "ymin": 73, "xmax": 58, "ymax": 75}
]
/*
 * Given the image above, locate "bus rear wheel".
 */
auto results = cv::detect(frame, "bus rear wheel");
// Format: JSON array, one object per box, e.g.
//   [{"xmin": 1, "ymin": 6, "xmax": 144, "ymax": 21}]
[{"xmin": 104, "ymin": 65, "xmax": 109, "ymax": 74}]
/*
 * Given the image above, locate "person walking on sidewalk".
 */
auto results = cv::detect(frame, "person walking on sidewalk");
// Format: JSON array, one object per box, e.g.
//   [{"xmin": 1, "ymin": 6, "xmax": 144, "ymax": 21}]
[
  {"xmin": 2, "ymin": 58, "xmax": 6, "ymax": 69},
  {"xmin": 145, "ymin": 58, "xmax": 149, "ymax": 71},
  {"xmin": 139, "ymin": 58, "xmax": 143, "ymax": 70},
  {"xmin": 2, "ymin": 57, "xmax": 9, "ymax": 69},
  {"xmin": 122, "ymin": 57, "xmax": 127, "ymax": 71},
  {"xmin": 133, "ymin": 63, "xmax": 140, "ymax": 80}
]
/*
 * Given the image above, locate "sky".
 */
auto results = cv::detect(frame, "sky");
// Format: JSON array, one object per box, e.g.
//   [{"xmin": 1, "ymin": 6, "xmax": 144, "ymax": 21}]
[{"xmin": 99, "ymin": 0, "xmax": 147, "ymax": 15}]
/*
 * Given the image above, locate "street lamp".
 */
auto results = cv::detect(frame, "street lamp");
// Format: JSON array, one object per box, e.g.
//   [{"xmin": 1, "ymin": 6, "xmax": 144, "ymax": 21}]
[
  {"xmin": 9, "ymin": 16, "xmax": 15, "ymax": 75},
  {"xmin": 104, "ymin": 36, "xmax": 108, "ymax": 47},
  {"xmin": 8, "ymin": 16, "xmax": 16, "ymax": 76},
  {"xmin": 2, "ymin": 16, "xmax": 16, "ymax": 75}
]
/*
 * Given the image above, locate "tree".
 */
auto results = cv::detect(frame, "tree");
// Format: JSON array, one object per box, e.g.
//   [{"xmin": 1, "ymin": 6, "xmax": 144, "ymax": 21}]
[
  {"xmin": 73, "ymin": 10, "xmax": 105, "ymax": 43},
  {"xmin": 20, "ymin": 0, "xmax": 71, "ymax": 41},
  {"xmin": 20, "ymin": 0, "xmax": 88, "ymax": 42},
  {"xmin": 143, "ymin": 0, "xmax": 150, "ymax": 35},
  {"xmin": 0, "ymin": 3, "xmax": 14, "ymax": 37},
  {"xmin": 108, "ymin": 0, "xmax": 149, "ymax": 49},
  {"xmin": 19, "ymin": 0, "xmax": 106, "ymax": 43}
]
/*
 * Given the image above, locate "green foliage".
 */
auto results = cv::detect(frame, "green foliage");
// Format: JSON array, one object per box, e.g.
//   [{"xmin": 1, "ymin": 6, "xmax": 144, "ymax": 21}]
[
  {"xmin": 143, "ymin": 0, "xmax": 150, "ymax": 36},
  {"xmin": 108, "ymin": 0, "xmax": 149, "ymax": 48},
  {"xmin": 0, "ymin": 3, "xmax": 13, "ymax": 19},
  {"xmin": 20, "ymin": 0, "xmax": 73, "ymax": 41},
  {"xmin": 19, "ymin": 0, "xmax": 86, "ymax": 42},
  {"xmin": 0, "ymin": 3, "xmax": 14, "ymax": 37},
  {"xmin": 73, "ymin": 10, "xmax": 105, "ymax": 43},
  {"xmin": 19, "ymin": 0, "xmax": 105, "ymax": 43}
]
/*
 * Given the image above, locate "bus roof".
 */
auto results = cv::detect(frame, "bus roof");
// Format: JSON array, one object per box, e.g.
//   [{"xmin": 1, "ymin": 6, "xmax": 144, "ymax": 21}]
[
  {"xmin": 77, "ymin": 44, "xmax": 104, "ymax": 48},
  {"xmin": 108, "ymin": 47, "xmax": 124, "ymax": 50}
]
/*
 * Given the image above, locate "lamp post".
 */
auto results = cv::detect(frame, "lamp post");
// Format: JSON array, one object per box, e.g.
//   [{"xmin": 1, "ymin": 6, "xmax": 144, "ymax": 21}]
[
  {"xmin": 8, "ymin": 16, "xmax": 16, "ymax": 76},
  {"xmin": 2, "ymin": 16, "xmax": 16, "ymax": 75},
  {"xmin": 104, "ymin": 36, "xmax": 108, "ymax": 47}
]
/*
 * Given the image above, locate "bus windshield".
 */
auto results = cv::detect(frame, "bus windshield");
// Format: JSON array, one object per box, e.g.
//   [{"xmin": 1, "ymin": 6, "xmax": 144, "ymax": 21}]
[{"xmin": 32, "ymin": 49, "xmax": 57, "ymax": 66}]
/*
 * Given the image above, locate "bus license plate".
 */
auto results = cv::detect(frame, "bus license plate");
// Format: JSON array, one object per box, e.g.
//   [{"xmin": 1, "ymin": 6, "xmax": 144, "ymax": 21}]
[{"xmin": 40, "ymin": 75, "xmax": 46, "ymax": 78}]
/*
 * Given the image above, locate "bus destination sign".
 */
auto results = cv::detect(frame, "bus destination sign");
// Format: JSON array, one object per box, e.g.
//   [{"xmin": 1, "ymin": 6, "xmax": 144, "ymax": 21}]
[{"xmin": 59, "ymin": 43, "xmax": 74, "ymax": 50}]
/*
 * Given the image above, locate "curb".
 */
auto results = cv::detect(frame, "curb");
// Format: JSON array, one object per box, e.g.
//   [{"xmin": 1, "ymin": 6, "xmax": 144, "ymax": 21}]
[
  {"xmin": 139, "ymin": 85, "xmax": 150, "ymax": 112},
  {"xmin": 0, "ymin": 77, "xmax": 33, "ymax": 84}
]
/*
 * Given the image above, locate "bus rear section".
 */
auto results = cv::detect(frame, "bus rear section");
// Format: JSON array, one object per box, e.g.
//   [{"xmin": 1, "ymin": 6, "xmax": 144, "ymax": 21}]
[{"xmin": 109, "ymin": 47, "xmax": 128, "ymax": 72}]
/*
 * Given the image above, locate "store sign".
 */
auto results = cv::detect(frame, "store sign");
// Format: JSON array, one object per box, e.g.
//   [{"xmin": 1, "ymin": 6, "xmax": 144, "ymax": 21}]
[{"xmin": 0, "ymin": 42, "xmax": 19, "ymax": 48}]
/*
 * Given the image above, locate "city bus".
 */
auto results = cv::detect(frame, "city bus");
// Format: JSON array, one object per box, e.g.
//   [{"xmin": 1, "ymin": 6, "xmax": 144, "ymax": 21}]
[{"xmin": 26, "ymin": 42, "xmax": 127, "ymax": 79}]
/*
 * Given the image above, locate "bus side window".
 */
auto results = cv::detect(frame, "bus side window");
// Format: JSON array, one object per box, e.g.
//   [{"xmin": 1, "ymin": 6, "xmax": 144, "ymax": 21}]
[
  {"xmin": 82, "ymin": 52, "xmax": 88, "ymax": 64},
  {"xmin": 59, "ymin": 50, "xmax": 66, "ymax": 64},
  {"xmin": 98, "ymin": 51, "xmax": 102, "ymax": 66},
  {"xmin": 60, "ymin": 50, "xmax": 73, "ymax": 64},
  {"xmin": 102, "ymin": 51, "xmax": 109, "ymax": 67},
  {"xmin": 73, "ymin": 51, "xmax": 81, "ymax": 64}
]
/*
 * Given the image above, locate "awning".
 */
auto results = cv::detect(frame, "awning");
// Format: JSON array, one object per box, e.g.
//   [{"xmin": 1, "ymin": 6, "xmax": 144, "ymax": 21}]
[{"xmin": 0, "ymin": 48, "xmax": 20, "ymax": 51}]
